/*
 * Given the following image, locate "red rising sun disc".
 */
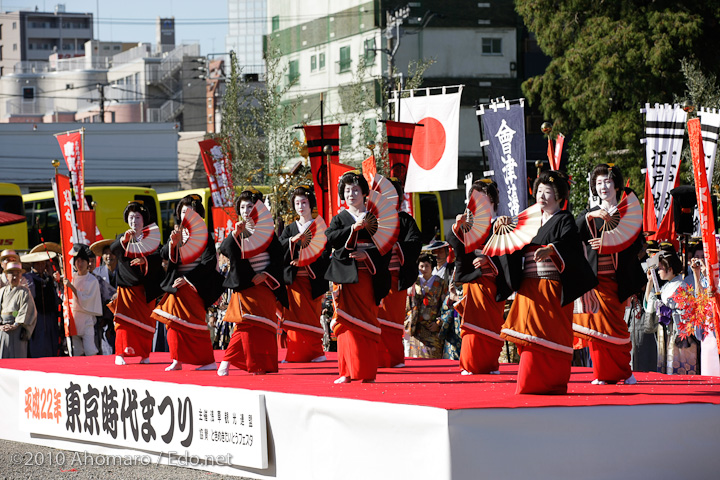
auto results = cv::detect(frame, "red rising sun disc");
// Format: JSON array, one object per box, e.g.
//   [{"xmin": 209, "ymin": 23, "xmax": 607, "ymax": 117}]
[{"xmin": 411, "ymin": 117, "xmax": 446, "ymax": 171}]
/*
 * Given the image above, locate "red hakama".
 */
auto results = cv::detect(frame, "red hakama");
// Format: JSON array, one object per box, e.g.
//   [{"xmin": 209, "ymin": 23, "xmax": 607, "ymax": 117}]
[
  {"xmin": 456, "ymin": 276, "xmax": 505, "ymax": 374},
  {"xmin": 501, "ymin": 277, "xmax": 573, "ymax": 394},
  {"xmin": 151, "ymin": 284, "xmax": 215, "ymax": 366},
  {"xmin": 111, "ymin": 285, "xmax": 155, "ymax": 359},
  {"xmin": 573, "ymin": 275, "xmax": 632, "ymax": 382},
  {"xmin": 377, "ymin": 272, "xmax": 407, "ymax": 368},
  {"xmin": 282, "ymin": 276, "xmax": 324, "ymax": 362},
  {"xmin": 223, "ymin": 283, "xmax": 279, "ymax": 373},
  {"xmin": 332, "ymin": 270, "xmax": 380, "ymax": 381}
]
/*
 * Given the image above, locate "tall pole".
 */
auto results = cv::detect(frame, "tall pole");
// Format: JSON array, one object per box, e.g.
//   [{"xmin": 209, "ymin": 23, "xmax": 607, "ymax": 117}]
[{"xmin": 97, "ymin": 84, "xmax": 105, "ymax": 123}]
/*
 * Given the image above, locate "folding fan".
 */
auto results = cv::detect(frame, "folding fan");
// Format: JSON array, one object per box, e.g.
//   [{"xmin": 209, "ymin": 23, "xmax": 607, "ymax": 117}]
[
  {"xmin": 125, "ymin": 223, "xmax": 161, "ymax": 258},
  {"xmin": 371, "ymin": 174, "xmax": 399, "ymax": 208},
  {"xmin": 291, "ymin": 216, "xmax": 328, "ymax": 267},
  {"xmin": 364, "ymin": 189, "xmax": 400, "ymax": 256},
  {"xmin": 178, "ymin": 208, "xmax": 208, "ymax": 264},
  {"xmin": 482, "ymin": 203, "xmax": 543, "ymax": 257},
  {"xmin": 598, "ymin": 191, "xmax": 642, "ymax": 255},
  {"xmin": 458, "ymin": 189, "xmax": 493, "ymax": 253},
  {"xmin": 236, "ymin": 200, "xmax": 274, "ymax": 259}
]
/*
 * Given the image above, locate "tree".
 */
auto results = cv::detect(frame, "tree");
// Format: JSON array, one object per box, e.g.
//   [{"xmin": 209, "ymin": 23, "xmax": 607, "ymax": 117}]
[{"xmin": 517, "ymin": 0, "xmax": 720, "ymax": 196}]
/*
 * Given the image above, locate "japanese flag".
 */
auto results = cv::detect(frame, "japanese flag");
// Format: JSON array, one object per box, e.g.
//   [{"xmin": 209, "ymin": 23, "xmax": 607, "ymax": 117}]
[{"xmin": 399, "ymin": 89, "xmax": 461, "ymax": 192}]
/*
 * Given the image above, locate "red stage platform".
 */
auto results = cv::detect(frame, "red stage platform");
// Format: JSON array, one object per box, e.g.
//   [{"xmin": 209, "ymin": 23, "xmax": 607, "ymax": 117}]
[{"xmin": 2, "ymin": 352, "xmax": 720, "ymax": 479}]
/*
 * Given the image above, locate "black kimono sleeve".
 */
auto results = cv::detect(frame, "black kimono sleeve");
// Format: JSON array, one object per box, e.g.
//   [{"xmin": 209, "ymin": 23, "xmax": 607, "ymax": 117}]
[
  {"xmin": 110, "ymin": 237, "xmax": 164, "ymax": 302},
  {"xmin": 396, "ymin": 212, "xmax": 423, "ymax": 291}
]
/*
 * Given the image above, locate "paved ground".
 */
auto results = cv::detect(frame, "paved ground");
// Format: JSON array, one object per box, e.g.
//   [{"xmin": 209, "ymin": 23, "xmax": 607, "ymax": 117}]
[{"xmin": 0, "ymin": 439, "xmax": 253, "ymax": 480}]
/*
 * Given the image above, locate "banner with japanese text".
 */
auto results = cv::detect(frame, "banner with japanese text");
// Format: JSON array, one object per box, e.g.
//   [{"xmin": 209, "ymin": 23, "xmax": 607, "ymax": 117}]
[
  {"xmin": 688, "ymin": 118, "xmax": 720, "ymax": 350},
  {"xmin": 304, "ymin": 125, "xmax": 341, "ymax": 224},
  {"xmin": 212, "ymin": 207, "xmax": 237, "ymax": 243},
  {"xmin": 52, "ymin": 174, "xmax": 77, "ymax": 337},
  {"xmin": 55, "ymin": 130, "xmax": 84, "ymax": 208},
  {"xmin": 477, "ymin": 100, "xmax": 528, "ymax": 217},
  {"xmin": 697, "ymin": 107, "xmax": 720, "ymax": 185},
  {"xmin": 642, "ymin": 103, "xmax": 686, "ymax": 241},
  {"xmin": 18, "ymin": 371, "xmax": 268, "ymax": 469},
  {"xmin": 198, "ymin": 139, "xmax": 234, "ymax": 208}
]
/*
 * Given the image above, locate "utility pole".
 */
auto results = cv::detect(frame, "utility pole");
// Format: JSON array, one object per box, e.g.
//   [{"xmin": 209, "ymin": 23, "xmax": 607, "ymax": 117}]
[{"xmin": 97, "ymin": 83, "xmax": 106, "ymax": 123}]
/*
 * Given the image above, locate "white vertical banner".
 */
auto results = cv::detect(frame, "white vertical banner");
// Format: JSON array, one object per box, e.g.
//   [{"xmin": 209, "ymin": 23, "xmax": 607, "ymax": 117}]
[
  {"xmin": 698, "ymin": 107, "xmax": 720, "ymax": 183},
  {"xmin": 643, "ymin": 103, "xmax": 687, "ymax": 227},
  {"xmin": 398, "ymin": 88, "xmax": 462, "ymax": 192}
]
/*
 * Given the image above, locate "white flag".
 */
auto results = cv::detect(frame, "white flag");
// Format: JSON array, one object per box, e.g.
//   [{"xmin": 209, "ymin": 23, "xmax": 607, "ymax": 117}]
[{"xmin": 399, "ymin": 89, "xmax": 461, "ymax": 192}]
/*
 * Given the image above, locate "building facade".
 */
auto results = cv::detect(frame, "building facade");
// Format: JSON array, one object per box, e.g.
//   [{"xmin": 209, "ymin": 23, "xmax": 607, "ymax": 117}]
[
  {"xmin": 0, "ymin": 5, "xmax": 93, "ymax": 77},
  {"xmin": 226, "ymin": 0, "xmax": 266, "ymax": 76}
]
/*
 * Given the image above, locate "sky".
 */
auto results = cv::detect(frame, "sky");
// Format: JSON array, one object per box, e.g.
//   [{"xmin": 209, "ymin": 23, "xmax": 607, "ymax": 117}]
[{"xmin": 1, "ymin": 0, "xmax": 229, "ymax": 56}]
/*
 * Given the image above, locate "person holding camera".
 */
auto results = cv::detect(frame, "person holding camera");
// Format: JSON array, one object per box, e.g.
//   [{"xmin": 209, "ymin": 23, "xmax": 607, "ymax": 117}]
[{"xmin": 643, "ymin": 248, "xmax": 698, "ymax": 375}]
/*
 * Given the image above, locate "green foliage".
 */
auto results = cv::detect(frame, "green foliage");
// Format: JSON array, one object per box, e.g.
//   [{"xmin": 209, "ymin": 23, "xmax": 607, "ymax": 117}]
[{"xmin": 517, "ymin": 0, "xmax": 720, "ymax": 195}]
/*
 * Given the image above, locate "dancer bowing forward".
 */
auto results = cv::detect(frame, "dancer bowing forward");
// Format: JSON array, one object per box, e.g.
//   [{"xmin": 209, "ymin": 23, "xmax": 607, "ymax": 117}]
[
  {"xmin": 447, "ymin": 180, "xmax": 512, "ymax": 375},
  {"xmin": 498, "ymin": 171, "xmax": 597, "ymax": 394},
  {"xmin": 278, "ymin": 186, "xmax": 330, "ymax": 363},
  {"xmin": 325, "ymin": 172, "xmax": 392, "ymax": 383},
  {"xmin": 377, "ymin": 178, "xmax": 421, "ymax": 368},
  {"xmin": 217, "ymin": 190, "xmax": 287, "ymax": 376},
  {"xmin": 152, "ymin": 194, "xmax": 225, "ymax": 371},
  {"xmin": 111, "ymin": 202, "xmax": 164, "ymax": 365},
  {"xmin": 573, "ymin": 164, "xmax": 646, "ymax": 385}
]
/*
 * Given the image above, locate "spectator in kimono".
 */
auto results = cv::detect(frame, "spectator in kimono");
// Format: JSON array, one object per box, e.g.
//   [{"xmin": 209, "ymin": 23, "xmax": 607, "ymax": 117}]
[
  {"xmin": 21, "ymin": 251, "xmax": 60, "ymax": 358},
  {"xmin": 0, "ymin": 262, "xmax": 37, "ymax": 358}
]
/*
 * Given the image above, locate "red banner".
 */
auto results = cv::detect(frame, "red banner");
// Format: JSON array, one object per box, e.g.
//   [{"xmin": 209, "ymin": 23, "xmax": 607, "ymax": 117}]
[
  {"xmin": 552, "ymin": 133, "xmax": 564, "ymax": 170},
  {"xmin": 362, "ymin": 156, "xmax": 377, "ymax": 185},
  {"xmin": 328, "ymin": 162, "xmax": 355, "ymax": 219},
  {"xmin": 385, "ymin": 121, "xmax": 416, "ymax": 185},
  {"xmin": 688, "ymin": 118, "xmax": 720, "ymax": 349},
  {"xmin": 199, "ymin": 138, "xmax": 234, "ymax": 208},
  {"xmin": 53, "ymin": 174, "xmax": 77, "ymax": 337},
  {"xmin": 304, "ymin": 124, "xmax": 341, "ymax": 222},
  {"xmin": 75, "ymin": 210, "xmax": 96, "ymax": 245},
  {"xmin": 212, "ymin": 206, "xmax": 237, "ymax": 243},
  {"xmin": 55, "ymin": 130, "xmax": 84, "ymax": 208}
]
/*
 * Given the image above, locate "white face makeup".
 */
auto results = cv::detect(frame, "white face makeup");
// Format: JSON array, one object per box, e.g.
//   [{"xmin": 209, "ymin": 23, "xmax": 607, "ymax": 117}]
[
  {"xmin": 294, "ymin": 195, "xmax": 311, "ymax": 219},
  {"xmin": 595, "ymin": 175, "xmax": 617, "ymax": 203},
  {"xmin": 343, "ymin": 184, "xmax": 365, "ymax": 210},
  {"xmin": 238, "ymin": 200, "xmax": 254, "ymax": 221},
  {"xmin": 536, "ymin": 183, "xmax": 559, "ymax": 214},
  {"xmin": 127, "ymin": 211, "xmax": 144, "ymax": 233}
]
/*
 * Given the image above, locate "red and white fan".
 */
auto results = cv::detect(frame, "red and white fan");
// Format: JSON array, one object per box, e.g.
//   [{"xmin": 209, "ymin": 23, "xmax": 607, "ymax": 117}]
[
  {"xmin": 364, "ymin": 189, "xmax": 400, "ymax": 256},
  {"xmin": 370, "ymin": 174, "xmax": 399, "ymax": 208},
  {"xmin": 125, "ymin": 223, "xmax": 161, "ymax": 258},
  {"xmin": 236, "ymin": 200, "xmax": 274, "ymax": 259},
  {"xmin": 482, "ymin": 203, "xmax": 543, "ymax": 257},
  {"xmin": 458, "ymin": 189, "xmax": 493, "ymax": 253},
  {"xmin": 598, "ymin": 191, "xmax": 642, "ymax": 255},
  {"xmin": 291, "ymin": 216, "xmax": 328, "ymax": 267},
  {"xmin": 178, "ymin": 208, "xmax": 208, "ymax": 264}
]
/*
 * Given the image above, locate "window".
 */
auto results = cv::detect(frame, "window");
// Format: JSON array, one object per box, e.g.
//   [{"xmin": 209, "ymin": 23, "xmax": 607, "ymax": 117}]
[
  {"xmin": 13, "ymin": 43, "xmax": 17, "ymax": 51},
  {"xmin": 311, "ymin": 54, "xmax": 317, "ymax": 72},
  {"xmin": 287, "ymin": 59, "xmax": 299, "ymax": 85},
  {"xmin": 319, "ymin": 52, "xmax": 325, "ymax": 70},
  {"xmin": 363, "ymin": 38, "xmax": 376, "ymax": 64},
  {"xmin": 0, "ymin": 46, "xmax": 2, "ymax": 60},
  {"xmin": 22, "ymin": 87, "xmax": 35, "ymax": 101},
  {"xmin": 13, "ymin": 22, "xmax": 17, "ymax": 30},
  {"xmin": 338, "ymin": 46, "xmax": 351, "ymax": 73},
  {"xmin": 482, "ymin": 38, "xmax": 502, "ymax": 55},
  {"xmin": 272, "ymin": 15, "xmax": 280, "ymax": 32},
  {"xmin": 0, "ymin": 24, "xmax": 3, "ymax": 40},
  {"xmin": 341, "ymin": 125, "xmax": 352, "ymax": 149}
]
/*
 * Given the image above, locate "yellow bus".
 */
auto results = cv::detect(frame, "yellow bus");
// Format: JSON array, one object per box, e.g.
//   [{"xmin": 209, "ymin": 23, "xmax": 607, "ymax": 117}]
[
  {"xmin": 0, "ymin": 183, "xmax": 28, "ymax": 250},
  {"xmin": 24, "ymin": 187, "xmax": 162, "ymax": 245},
  {"xmin": 158, "ymin": 186, "xmax": 271, "ymax": 243}
]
